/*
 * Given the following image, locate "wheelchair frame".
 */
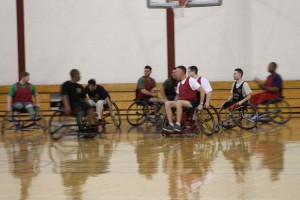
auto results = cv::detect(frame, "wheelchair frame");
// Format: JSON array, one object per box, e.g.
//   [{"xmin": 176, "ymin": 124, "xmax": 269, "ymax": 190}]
[
  {"xmin": 1, "ymin": 106, "xmax": 47, "ymax": 133},
  {"xmin": 126, "ymin": 100, "xmax": 165, "ymax": 127},
  {"xmin": 161, "ymin": 107, "xmax": 215, "ymax": 137}
]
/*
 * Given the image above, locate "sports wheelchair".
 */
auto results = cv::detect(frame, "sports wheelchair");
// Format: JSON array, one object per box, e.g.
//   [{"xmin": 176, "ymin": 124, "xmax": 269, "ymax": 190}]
[
  {"xmin": 126, "ymin": 100, "xmax": 165, "ymax": 127},
  {"xmin": 218, "ymin": 102, "xmax": 258, "ymax": 130},
  {"xmin": 97, "ymin": 101, "xmax": 122, "ymax": 128},
  {"xmin": 161, "ymin": 106, "xmax": 215, "ymax": 137},
  {"xmin": 48, "ymin": 109, "xmax": 98, "ymax": 139},
  {"xmin": 257, "ymin": 97, "xmax": 292, "ymax": 124},
  {"xmin": 1, "ymin": 106, "xmax": 47, "ymax": 133}
]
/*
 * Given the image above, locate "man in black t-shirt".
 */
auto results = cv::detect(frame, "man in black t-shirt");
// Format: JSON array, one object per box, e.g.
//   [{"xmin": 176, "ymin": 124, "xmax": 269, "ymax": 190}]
[
  {"xmin": 61, "ymin": 69, "xmax": 95, "ymax": 125},
  {"xmin": 83, "ymin": 79, "xmax": 114, "ymax": 122}
]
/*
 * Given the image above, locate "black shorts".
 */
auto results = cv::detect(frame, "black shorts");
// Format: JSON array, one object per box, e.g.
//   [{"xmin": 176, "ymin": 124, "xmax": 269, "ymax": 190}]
[
  {"xmin": 70, "ymin": 102, "xmax": 92, "ymax": 114},
  {"xmin": 188, "ymin": 100, "xmax": 199, "ymax": 109}
]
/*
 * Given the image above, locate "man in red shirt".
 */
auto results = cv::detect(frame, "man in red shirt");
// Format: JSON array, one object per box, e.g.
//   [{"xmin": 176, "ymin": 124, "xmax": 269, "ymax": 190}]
[
  {"xmin": 136, "ymin": 66, "xmax": 159, "ymax": 102},
  {"xmin": 251, "ymin": 62, "xmax": 283, "ymax": 106},
  {"xmin": 163, "ymin": 66, "xmax": 205, "ymax": 133},
  {"xmin": 7, "ymin": 72, "xmax": 40, "ymax": 120}
]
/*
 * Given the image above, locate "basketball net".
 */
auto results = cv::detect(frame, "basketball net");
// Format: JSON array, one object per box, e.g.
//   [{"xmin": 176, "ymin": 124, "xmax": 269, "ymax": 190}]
[{"xmin": 172, "ymin": 0, "xmax": 188, "ymax": 18}]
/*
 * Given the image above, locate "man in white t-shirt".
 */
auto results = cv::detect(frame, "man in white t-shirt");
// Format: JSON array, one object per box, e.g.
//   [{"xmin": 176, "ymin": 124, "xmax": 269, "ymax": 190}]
[
  {"xmin": 221, "ymin": 68, "xmax": 252, "ymax": 110},
  {"xmin": 187, "ymin": 66, "xmax": 213, "ymax": 108},
  {"xmin": 163, "ymin": 66, "xmax": 205, "ymax": 133}
]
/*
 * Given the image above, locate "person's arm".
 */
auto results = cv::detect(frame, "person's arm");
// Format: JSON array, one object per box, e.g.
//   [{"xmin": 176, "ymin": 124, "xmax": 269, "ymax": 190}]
[
  {"xmin": 237, "ymin": 82, "xmax": 252, "ymax": 105},
  {"xmin": 201, "ymin": 78, "xmax": 213, "ymax": 108},
  {"xmin": 141, "ymin": 89, "xmax": 157, "ymax": 97},
  {"xmin": 205, "ymin": 92, "xmax": 212, "ymax": 108},
  {"xmin": 7, "ymin": 84, "xmax": 17, "ymax": 111},
  {"xmin": 62, "ymin": 95, "xmax": 71, "ymax": 115},
  {"xmin": 7, "ymin": 96, "xmax": 12, "ymax": 111},
  {"xmin": 33, "ymin": 93, "xmax": 40, "ymax": 108},
  {"xmin": 105, "ymin": 97, "xmax": 114, "ymax": 116},
  {"xmin": 237, "ymin": 94, "xmax": 251, "ymax": 105},
  {"xmin": 197, "ymin": 86, "xmax": 205, "ymax": 110},
  {"xmin": 61, "ymin": 83, "xmax": 71, "ymax": 115}
]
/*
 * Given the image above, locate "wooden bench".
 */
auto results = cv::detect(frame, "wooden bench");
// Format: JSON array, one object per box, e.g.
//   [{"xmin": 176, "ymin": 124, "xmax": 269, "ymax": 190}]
[{"xmin": 0, "ymin": 80, "xmax": 299, "ymax": 119}]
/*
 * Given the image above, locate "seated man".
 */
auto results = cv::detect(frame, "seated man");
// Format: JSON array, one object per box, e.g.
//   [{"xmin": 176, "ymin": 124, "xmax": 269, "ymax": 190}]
[
  {"xmin": 251, "ymin": 62, "xmax": 282, "ymax": 106},
  {"xmin": 7, "ymin": 72, "xmax": 40, "ymax": 120},
  {"xmin": 163, "ymin": 66, "xmax": 205, "ymax": 133},
  {"xmin": 221, "ymin": 68, "xmax": 252, "ymax": 110},
  {"xmin": 136, "ymin": 66, "xmax": 159, "ymax": 102},
  {"xmin": 160, "ymin": 68, "xmax": 179, "ymax": 101},
  {"xmin": 83, "ymin": 79, "xmax": 114, "ymax": 123},
  {"xmin": 187, "ymin": 66, "xmax": 213, "ymax": 108},
  {"xmin": 61, "ymin": 69, "xmax": 95, "ymax": 126}
]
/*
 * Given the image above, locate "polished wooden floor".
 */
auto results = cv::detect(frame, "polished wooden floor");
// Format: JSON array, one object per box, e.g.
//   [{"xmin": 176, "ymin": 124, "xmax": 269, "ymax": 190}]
[{"xmin": 0, "ymin": 119, "xmax": 300, "ymax": 200}]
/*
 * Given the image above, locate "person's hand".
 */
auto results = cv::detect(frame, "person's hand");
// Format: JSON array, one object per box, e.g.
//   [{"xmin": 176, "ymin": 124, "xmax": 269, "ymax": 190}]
[
  {"xmin": 7, "ymin": 105, "xmax": 12, "ymax": 112},
  {"xmin": 152, "ymin": 92, "xmax": 158, "ymax": 97},
  {"xmin": 36, "ymin": 103, "xmax": 40, "ymax": 108},
  {"xmin": 151, "ymin": 88, "xmax": 158, "ymax": 93},
  {"xmin": 64, "ymin": 106, "xmax": 71, "ymax": 115},
  {"xmin": 110, "ymin": 111, "xmax": 115, "ymax": 117},
  {"xmin": 205, "ymin": 102, "xmax": 210, "ymax": 108},
  {"xmin": 237, "ymin": 101, "xmax": 243, "ymax": 106},
  {"xmin": 197, "ymin": 104, "xmax": 203, "ymax": 110}
]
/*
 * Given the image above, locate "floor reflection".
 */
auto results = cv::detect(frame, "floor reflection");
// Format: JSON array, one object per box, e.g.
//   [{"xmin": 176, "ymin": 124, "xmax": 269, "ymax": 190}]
[{"xmin": 0, "ymin": 120, "xmax": 299, "ymax": 199}]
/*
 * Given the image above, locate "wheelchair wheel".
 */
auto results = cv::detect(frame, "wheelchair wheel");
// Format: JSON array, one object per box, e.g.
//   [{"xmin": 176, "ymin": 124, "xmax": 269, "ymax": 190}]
[
  {"xmin": 126, "ymin": 101, "xmax": 149, "ymax": 126},
  {"xmin": 111, "ymin": 102, "xmax": 122, "ymax": 127},
  {"xmin": 48, "ymin": 111, "xmax": 67, "ymax": 138},
  {"xmin": 1, "ymin": 111, "xmax": 11, "ymax": 134},
  {"xmin": 209, "ymin": 105, "xmax": 220, "ymax": 132},
  {"xmin": 35, "ymin": 107, "xmax": 47, "ymax": 133},
  {"xmin": 232, "ymin": 104, "xmax": 258, "ymax": 130},
  {"xmin": 218, "ymin": 108, "xmax": 236, "ymax": 129},
  {"xmin": 266, "ymin": 99, "xmax": 292, "ymax": 124},
  {"xmin": 194, "ymin": 107, "xmax": 215, "ymax": 136}
]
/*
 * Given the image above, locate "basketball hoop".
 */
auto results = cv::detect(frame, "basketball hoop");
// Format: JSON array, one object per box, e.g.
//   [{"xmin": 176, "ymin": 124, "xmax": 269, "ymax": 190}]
[{"xmin": 172, "ymin": 0, "xmax": 188, "ymax": 18}]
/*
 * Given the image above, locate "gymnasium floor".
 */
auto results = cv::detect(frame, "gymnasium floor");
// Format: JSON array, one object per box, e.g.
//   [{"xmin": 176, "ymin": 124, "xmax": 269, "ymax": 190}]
[{"xmin": 0, "ymin": 119, "xmax": 299, "ymax": 200}]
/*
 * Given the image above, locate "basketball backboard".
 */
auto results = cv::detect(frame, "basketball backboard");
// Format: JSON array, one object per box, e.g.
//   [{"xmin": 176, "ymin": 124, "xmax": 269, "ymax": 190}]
[{"xmin": 147, "ymin": 0, "xmax": 222, "ymax": 9}]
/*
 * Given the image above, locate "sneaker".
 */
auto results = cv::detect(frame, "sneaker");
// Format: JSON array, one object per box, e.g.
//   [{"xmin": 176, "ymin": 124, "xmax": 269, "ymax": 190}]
[
  {"xmin": 162, "ymin": 124, "xmax": 174, "ymax": 132},
  {"xmin": 174, "ymin": 124, "xmax": 183, "ymax": 132}
]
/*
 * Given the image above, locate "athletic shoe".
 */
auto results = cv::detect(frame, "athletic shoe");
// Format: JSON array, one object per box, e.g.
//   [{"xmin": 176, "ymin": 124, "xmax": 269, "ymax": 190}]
[
  {"xmin": 174, "ymin": 124, "xmax": 183, "ymax": 132},
  {"xmin": 162, "ymin": 124, "xmax": 174, "ymax": 132}
]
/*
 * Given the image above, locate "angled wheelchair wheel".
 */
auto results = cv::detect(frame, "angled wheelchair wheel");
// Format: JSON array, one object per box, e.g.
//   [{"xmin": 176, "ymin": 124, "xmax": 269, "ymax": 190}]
[
  {"xmin": 48, "ymin": 110, "xmax": 78, "ymax": 139},
  {"xmin": 1, "ymin": 111, "xmax": 11, "ymax": 134},
  {"xmin": 218, "ymin": 108, "xmax": 236, "ymax": 129},
  {"xmin": 194, "ymin": 107, "xmax": 215, "ymax": 136},
  {"xmin": 209, "ymin": 105, "xmax": 220, "ymax": 132},
  {"xmin": 265, "ymin": 98, "xmax": 292, "ymax": 124},
  {"xmin": 126, "ymin": 101, "xmax": 149, "ymax": 126},
  {"xmin": 232, "ymin": 104, "xmax": 258, "ymax": 130},
  {"xmin": 111, "ymin": 102, "xmax": 122, "ymax": 127},
  {"xmin": 35, "ymin": 107, "xmax": 47, "ymax": 133}
]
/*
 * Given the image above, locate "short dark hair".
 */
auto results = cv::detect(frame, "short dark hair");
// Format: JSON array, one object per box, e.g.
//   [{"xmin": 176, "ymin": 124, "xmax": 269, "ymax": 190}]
[
  {"xmin": 20, "ymin": 72, "xmax": 30, "ymax": 78},
  {"xmin": 188, "ymin": 66, "xmax": 198, "ymax": 75},
  {"xmin": 88, "ymin": 79, "xmax": 96, "ymax": 85},
  {"xmin": 176, "ymin": 65, "xmax": 187, "ymax": 74},
  {"xmin": 270, "ymin": 62, "xmax": 277, "ymax": 69},
  {"xmin": 145, "ymin": 65, "xmax": 152, "ymax": 71},
  {"xmin": 70, "ymin": 69, "xmax": 80, "ymax": 78},
  {"xmin": 234, "ymin": 68, "xmax": 243, "ymax": 77}
]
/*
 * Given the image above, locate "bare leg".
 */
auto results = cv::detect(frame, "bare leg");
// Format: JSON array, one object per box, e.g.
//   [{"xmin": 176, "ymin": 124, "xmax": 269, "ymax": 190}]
[
  {"xmin": 165, "ymin": 101, "xmax": 177, "ymax": 124},
  {"xmin": 176, "ymin": 100, "xmax": 193, "ymax": 124}
]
